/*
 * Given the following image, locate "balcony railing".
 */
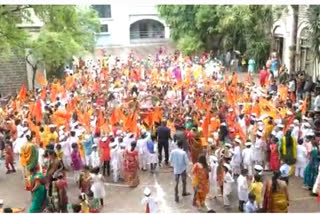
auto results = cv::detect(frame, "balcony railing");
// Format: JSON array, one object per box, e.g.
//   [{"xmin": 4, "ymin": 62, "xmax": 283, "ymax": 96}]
[{"xmin": 130, "ymin": 30, "xmax": 165, "ymax": 40}]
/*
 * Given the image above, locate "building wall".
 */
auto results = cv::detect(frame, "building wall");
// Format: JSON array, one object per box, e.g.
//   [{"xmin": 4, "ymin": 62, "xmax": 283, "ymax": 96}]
[
  {"xmin": 95, "ymin": 4, "xmax": 170, "ymax": 48},
  {"xmin": 272, "ymin": 5, "xmax": 319, "ymax": 79},
  {"xmin": 0, "ymin": 56, "xmax": 28, "ymax": 96}
]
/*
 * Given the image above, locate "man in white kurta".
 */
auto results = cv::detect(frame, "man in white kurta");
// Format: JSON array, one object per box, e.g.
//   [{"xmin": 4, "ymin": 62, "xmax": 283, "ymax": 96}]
[
  {"xmin": 242, "ymin": 142, "xmax": 254, "ymax": 177},
  {"xmin": 223, "ymin": 164, "xmax": 234, "ymax": 209},
  {"xmin": 231, "ymin": 139, "xmax": 242, "ymax": 176},
  {"xmin": 237, "ymin": 169, "xmax": 249, "ymax": 211},
  {"xmin": 209, "ymin": 155, "xmax": 219, "ymax": 199}
]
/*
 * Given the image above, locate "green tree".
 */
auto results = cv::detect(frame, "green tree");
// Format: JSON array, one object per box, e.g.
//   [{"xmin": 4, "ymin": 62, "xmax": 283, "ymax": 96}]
[
  {"xmin": 0, "ymin": 5, "xmax": 100, "ymax": 89},
  {"xmin": 158, "ymin": 5, "xmax": 281, "ymax": 67}
]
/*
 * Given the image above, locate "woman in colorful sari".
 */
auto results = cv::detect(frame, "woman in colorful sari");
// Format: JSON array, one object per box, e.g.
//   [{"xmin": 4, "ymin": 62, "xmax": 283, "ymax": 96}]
[
  {"xmin": 263, "ymin": 170, "xmax": 289, "ymax": 213},
  {"xmin": 29, "ymin": 166, "xmax": 47, "ymax": 213},
  {"xmin": 304, "ymin": 142, "xmax": 319, "ymax": 190},
  {"xmin": 192, "ymin": 155, "xmax": 209, "ymax": 211},
  {"xmin": 279, "ymin": 130, "xmax": 296, "ymax": 165},
  {"xmin": 20, "ymin": 132, "xmax": 39, "ymax": 191},
  {"xmin": 124, "ymin": 141, "xmax": 140, "ymax": 187}
]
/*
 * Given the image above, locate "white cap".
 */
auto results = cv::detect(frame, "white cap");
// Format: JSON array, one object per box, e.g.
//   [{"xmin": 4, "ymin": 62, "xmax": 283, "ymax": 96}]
[
  {"xmin": 254, "ymin": 165, "xmax": 264, "ymax": 172},
  {"xmin": 210, "ymin": 155, "xmax": 218, "ymax": 162},
  {"xmin": 293, "ymin": 119, "xmax": 299, "ymax": 125},
  {"xmin": 277, "ymin": 124, "xmax": 284, "ymax": 128},
  {"xmin": 304, "ymin": 123, "xmax": 311, "ymax": 128},
  {"xmin": 0, "ymin": 199, "xmax": 3, "ymax": 205},
  {"xmin": 116, "ymin": 130, "xmax": 122, "ymax": 135},
  {"xmin": 221, "ymin": 122, "xmax": 226, "ymax": 126},
  {"xmin": 120, "ymin": 143, "xmax": 126, "ymax": 148},
  {"xmin": 59, "ymin": 126, "xmax": 65, "ymax": 130},
  {"xmin": 256, "ymin": 131, "xmax": 263, "ymax": 137},
  {"xmin": 223, "ymin": 163, "xmax": 231, "ymax": 171},
  {"xmin": 286, "ymin": 110, "xmax": 293, "ymax": 115},
  {"xmin": 92, "ymin": 144, "xmax": 98, "ymax": 148},
  {"xmin": 306, "ymin": 131, "xmax": 315, "ymax": 137},
  {"xmin": 85, "ymin": 135, "xmax": 90, "ymax": 140},
  {"xmin": 101, "ymin": 137, "xmax": 107, "ymax": 141},
  {"xmin": 235, "ymin": 138, "xmax": 241, "ymax": 144},
  {"xmin": 225, "ymin": 143, "xmax": 232, "ymax": 148},
  {"xmin": 245, "ymin": 142, "xmax": 252, "ymax": 147},
  {"xmin": 109, "ymin": 142, "xmax": 117, "ymax": 148},
  {"xmin": 208, "ymin": 138, "xmax": 214, "ymax": 144},
  {"xmin": 144, "ymin": 187, "xmax": 151, "ymax": 196}
]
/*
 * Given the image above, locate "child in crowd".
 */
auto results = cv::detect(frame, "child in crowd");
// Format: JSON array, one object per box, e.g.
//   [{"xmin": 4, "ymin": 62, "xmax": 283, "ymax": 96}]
[
  {"xmin": 4, "ymin": 142, "xmax": 15, "ymax": 174},
  {"xmin": 244, "ymin": 193, "xmax": 257, "ymax": 213},
  {"xmin": 249, "ymin": 174, "xmax": 263, "ymax": 209},
  {"xmin": 147, "ymin": 135, "xmax": 158, "ymax": 173}
]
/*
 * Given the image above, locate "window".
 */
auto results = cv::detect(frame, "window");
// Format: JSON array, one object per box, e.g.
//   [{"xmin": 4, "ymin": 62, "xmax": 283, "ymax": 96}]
[
  {"xmin": 92, "ymin": 5, "xmax": 111, "ymax": 18},
  {"xmin": 100, "ymin": 24, "xmax": 109, "ymax": 33}
]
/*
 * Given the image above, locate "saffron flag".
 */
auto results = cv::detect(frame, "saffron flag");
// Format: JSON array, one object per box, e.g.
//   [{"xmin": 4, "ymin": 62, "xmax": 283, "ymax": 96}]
[
  {"xmin": 19, "ymin": 83, "xmax": 27, "ymax": 102},
  {"xmin": 37, "ymin": 73, "xmax": 47, "ymax": 86},
  {"xmin": 34, "ymin": 99, "xmax": 42, "ymax": 123}
]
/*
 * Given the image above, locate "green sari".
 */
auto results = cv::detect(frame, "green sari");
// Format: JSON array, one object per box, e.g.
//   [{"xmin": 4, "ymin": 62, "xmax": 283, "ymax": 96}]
[{"xmin": 29, "ymin": 172, "xmax": 47, "ymax": 213}]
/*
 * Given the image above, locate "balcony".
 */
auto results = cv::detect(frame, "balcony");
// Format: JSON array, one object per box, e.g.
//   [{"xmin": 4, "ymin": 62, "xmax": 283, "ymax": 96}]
[{"xmin": 130, "ymin": 30, "xmax": 167, "ymax": 44}]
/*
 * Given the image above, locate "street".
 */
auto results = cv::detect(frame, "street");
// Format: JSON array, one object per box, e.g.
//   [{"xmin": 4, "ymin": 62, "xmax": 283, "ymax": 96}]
[{"xmin": 0, "ymin": 159, "xmax": 319, "ymax": 213}]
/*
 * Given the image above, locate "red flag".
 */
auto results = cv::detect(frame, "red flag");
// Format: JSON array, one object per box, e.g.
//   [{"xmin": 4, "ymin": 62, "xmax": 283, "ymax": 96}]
[{"xmin": 19, "ymin": 83, "xmax": 27, "ymax": 102}]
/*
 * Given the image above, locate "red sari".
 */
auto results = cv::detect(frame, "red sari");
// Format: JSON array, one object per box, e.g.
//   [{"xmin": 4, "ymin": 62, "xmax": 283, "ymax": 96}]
[
  {"xmin": 269, "ymin": 144, "xmax": 280, "ymax": 171},
  {"xmin": 124, "ymin": 149, "xmax": 139, "ymax": 187}
]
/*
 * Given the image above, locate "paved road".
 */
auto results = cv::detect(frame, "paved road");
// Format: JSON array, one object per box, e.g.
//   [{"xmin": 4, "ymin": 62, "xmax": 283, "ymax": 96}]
[{"xmin": 0, "ymin": 159, "xmax": 319, "ymax": 213}]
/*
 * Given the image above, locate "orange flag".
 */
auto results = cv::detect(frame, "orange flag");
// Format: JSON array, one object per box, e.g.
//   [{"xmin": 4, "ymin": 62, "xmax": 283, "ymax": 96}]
[
  {"xmin": 19, "ymin": 83, "xmax": 27, "ymax": 102},
  {"xmin": 279, "ymin": 86, "xmax": 288, "ymax": 101},
  {"xmin": 65, "ymin": 76, "xmax": 75, "ymax": 90},
  {"xmin": 301, "ymin": 98, "xmax": 308, "ymax": 114},
  {"xmin": 40, "ymin": 89, "xmax": 46, "ymax": 100},
  {"xmin": 201, "ymin": 113, "xmax": 211, "ymax": 139},
  {"xmin": 110, "ymin": 110, "xmax": 118, "ymax": 126},
  {"xmin": 152, "ymin": 107, "xmax": 162, "ymax": 123},
  {"xmin": 231, "ymin": 74, "xmax": 238, "ymax": 86},
  {"xmin": 34, "ymin": 99, "xmax": 42, "ymax": 123},
  {"xmin": 97, "ymin": 110, "xmax": 105, "ymax": 128},
  {"xmin": 37, "ymin": 73, "xmax": 47, "ymax": 86},
  {"xmin": 235, "ymin": 122, "xmax": 247, "ymax": 141}
]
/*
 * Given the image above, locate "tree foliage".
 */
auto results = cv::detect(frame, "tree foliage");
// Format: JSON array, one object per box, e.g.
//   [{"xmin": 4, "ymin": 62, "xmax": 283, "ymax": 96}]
[
  {"xmin": 307, "ymin": 5, "xmax": 320, "ymax": 60},
  {"xmin": 0, "ymin": 5, "xmax": 100, "ymax": 85},
  {"xmin": 158, "ymin": 5, "xmax": 283, "ymax": 66}
]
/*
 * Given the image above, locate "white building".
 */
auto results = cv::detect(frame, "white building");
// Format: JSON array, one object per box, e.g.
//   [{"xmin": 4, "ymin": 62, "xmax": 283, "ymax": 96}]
[
  {"xmin": 92, "ymin": 4, "xmax": 171, "ymax": 48},
  {"xmin": 272, "ymin": 5, "xmax": 319, "ymax": 79}
]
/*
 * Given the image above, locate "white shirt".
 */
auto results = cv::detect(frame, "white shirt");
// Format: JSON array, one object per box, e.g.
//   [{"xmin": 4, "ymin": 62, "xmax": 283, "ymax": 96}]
[
  {"xmin": 232, "ymin": 146, "xmax": 242, "ymax": 165},
  {"xmin": 237, "ymin": 175, "xmax": 249, "ymax": 201},
  {"xmin": 242, "ymin": 148, "xmax": 253, "ymax": 165},
  {"xmin": 223, "ymin": 172, "xmax": 234, "ymax": 195},
  {"xmin": 141, "ymin": 197, "xmax": 159, "ymax": 213},
  {"xmin": 291, "ymin": 126, "xmax": 300, "ymax": 142},
  {"xmin": 296, "ymin": 144, "xmax": 308, "ymax": 166},
  {"xmin": 90, "ymin": 150, "xmax": 101, "ymax": 168}
]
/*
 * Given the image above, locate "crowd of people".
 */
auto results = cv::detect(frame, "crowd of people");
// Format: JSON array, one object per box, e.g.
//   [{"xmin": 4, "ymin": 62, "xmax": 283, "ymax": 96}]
[{"xmin": 0, "ymin": 47, "xmax": 320, "ymax": 213}]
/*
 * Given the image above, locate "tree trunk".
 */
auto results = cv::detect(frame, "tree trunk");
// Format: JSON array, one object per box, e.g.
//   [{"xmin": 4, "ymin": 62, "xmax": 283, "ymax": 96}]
[{"xmin": 289, "ymin": 5, "xmax": 299, "ymax": 74}]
